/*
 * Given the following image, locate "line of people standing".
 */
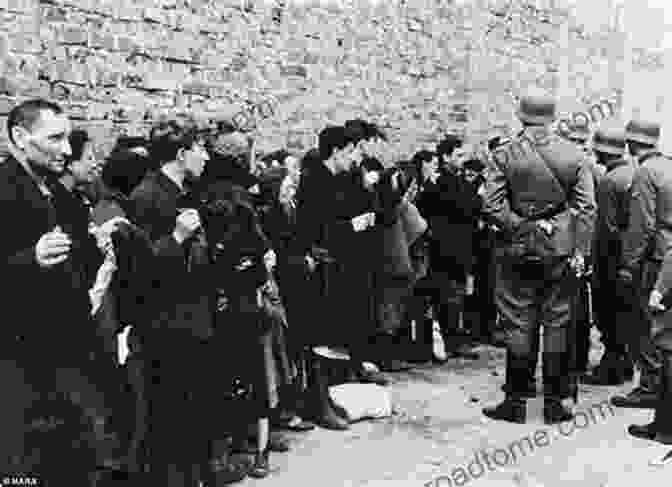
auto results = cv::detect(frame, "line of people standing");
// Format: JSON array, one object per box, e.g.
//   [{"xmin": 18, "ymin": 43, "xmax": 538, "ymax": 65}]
[{"xmin": 0, "ymin": 98, "xmax": 498, "ymax": 487}]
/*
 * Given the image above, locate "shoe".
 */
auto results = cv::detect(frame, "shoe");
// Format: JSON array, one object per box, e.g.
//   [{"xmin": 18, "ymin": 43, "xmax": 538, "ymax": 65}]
[
  {"xmin": 483, "ymin": 398, "xmax": 526, "ymax": 424},
  {"xmin": 357, "ymin": 369, "xmax": 390, "ymax": 386},
  {"xmin": 207, "ymin": 459, "xmax": 248, "ymax": 485},
  {"xmin": 611, "ymin": 387, "xmax": 658, "ymax": 408},
  {"xmin": 283, "ymin": 416, "xmax": 316, "ymax": 432},
  {"xmin": 628, "ymin": 422, "xmax": 658, "ymax": 441},
  {"xmin": 248, "ymin": 449, "xmax": 270, "ymax": 479},
  {"xmin": 543, "ymin": 400, "xmax": 574, "ymax": 424}
]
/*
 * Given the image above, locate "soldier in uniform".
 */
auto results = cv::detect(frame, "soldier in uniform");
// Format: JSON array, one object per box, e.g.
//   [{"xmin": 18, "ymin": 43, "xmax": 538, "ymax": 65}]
[
  {"xmin": 612, "ymin": 120, "xmax": 668, "ymax": 408},
  {"xmin": 481, "ymin": 90, "xmax": 596, "ymax": 424},
  {"xmin": 583, "ymin": 127, "xmax": 635, "ymax": 385}
]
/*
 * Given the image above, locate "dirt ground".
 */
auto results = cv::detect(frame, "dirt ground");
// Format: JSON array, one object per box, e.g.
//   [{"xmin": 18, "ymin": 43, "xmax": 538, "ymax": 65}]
[{"xmin": 244, "ymin": 329, "xmax": 672, "ymax": 487}]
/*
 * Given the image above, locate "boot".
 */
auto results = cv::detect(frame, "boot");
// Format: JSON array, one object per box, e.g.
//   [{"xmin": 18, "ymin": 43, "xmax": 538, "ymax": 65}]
[
  {"xmin": 306, "ymin": 356, "xmax": 349, "ymax": 430},
  {"xmin": 483, "ymin": 352, "xmax": 527, "ymax": 424},
  {"xmin": 637, "ymin": 353, "xmax": 672, "ymax": 444},
  {"xmin": 543, "ymin": 351, "xmax": 574, "ymax": 424},
  {"xmin": 500, "ymin": 355, "xmax": 537, "ymax": 398}
]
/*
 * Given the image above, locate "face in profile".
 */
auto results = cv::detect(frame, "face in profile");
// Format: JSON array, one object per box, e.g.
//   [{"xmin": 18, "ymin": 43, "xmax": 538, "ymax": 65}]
[
  {"xmin": 68, "ymin": 140, "xmax": 103, "ymax": 186},
  {"xmin": 13, "ymin": 109, "xmax": 72, "ymax": 175},
  {"xmin": 182, "ymin": 141, "xmax": 210, "ymax": 181}
]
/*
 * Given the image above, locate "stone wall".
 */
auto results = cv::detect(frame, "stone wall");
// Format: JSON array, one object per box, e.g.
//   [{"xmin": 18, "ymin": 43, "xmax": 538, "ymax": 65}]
[{"xmin": 0, "ymin": 0, "xmax": 663, "ymax": 159}]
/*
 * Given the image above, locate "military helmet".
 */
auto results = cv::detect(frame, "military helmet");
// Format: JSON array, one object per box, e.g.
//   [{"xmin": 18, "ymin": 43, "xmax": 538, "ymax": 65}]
[
  {"xmin": 592, "ymin": 127, "xmax": 626, "ymax": 156},
  {"xmin": 625, "ymin": 119, "xmax": 660, "ymax": 146},
  {"xmin": 516, "ymin": 90, "xmax": 556, "ymax": 126}
]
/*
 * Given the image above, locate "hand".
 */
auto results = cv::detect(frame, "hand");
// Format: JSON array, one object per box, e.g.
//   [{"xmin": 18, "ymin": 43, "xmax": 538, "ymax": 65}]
[
  {"xmin": 91, "ymin": 216, "xmax": 129, "ymax": 252},
  {"xmin": 96, "ymin": 216, "xmax": 129, "ymax": 237},
  {"xmin": 536, "ymin": 220, "xmax": 554, "ymax": 236},
  {"xmin": 649, "ymin": 289, "xmax": 666, "ymax": 313},
  {"xmin": 363, "ymin": 170, "xmax": 380, "ymax": 187},
  {"xmin": 352, "ymin": 212, "xmax": 374, "ymax": 232},
  {"xmin": 569, "ymin": 252, "xmax": 585, "ymax": 277},
  {"xmin": 35, "ymin": 226, "xmax": 71, "ymax": 268},
  {"xmin": 264, "ymin": 249, "xmax": 276, "ymax": 271},
  {"xmin": 305, "ymin": 254, "xmax": 316, "ymax": 272},
  {"xmin": 174, "ymin": 209, "xmax": 201, "ymax": 244}
]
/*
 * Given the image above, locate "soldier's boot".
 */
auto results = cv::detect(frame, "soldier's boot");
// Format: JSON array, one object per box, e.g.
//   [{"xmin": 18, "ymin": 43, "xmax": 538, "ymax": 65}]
[
  {"xmin": 543, "ymin": 351, "xmax": 574, "ymax": 424},
  {"xmin": 629, "ymin": 353, "xmax": 672, "ymax": 444},
  {"xmin": 611, "ymin": 368, "xmax": 660, "ymax": 408},
  {"xmin": 500, "ymin": 355, "xmax": 537, "ymax": 398},
  {"xmin": 306, "ymin": 356, "xmax": 350, "ymax": 430},
  {"xmin": 483, "ymin": 352, "xmax": 527, "ymax": 424}
]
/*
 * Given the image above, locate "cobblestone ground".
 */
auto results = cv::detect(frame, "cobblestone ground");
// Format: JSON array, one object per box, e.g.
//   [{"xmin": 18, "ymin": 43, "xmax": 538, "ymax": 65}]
[{"xmin": 244, "ymin": 329, "xmax": 672, "ymax": 487}]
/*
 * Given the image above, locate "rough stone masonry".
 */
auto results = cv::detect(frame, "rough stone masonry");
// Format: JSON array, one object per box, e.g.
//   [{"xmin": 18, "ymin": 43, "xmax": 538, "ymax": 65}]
[{"xmin": 0, "ymin": 0, "xmax": 663, "ymax": 159}]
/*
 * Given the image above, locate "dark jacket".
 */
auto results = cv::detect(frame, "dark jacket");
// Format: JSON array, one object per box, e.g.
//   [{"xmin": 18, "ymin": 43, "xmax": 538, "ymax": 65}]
[
  {"xmin": 481, "ymin": 127, "xmax": 596, "ymax": 258},
  {"xmin": 596, "ymin": 158, "xmax": 634, "ymax": 263},
  {"xmin": 0, "ymin": 156, "xmax": 101, "ymax": 362},
  {"xmin": 130, "ymin": 170, "xmax": 214, "ymax": 340},
  {"xmin": 415, "ymin": 168, "xmax": 482, "ymax": 274},
  {"xmin": 622, "ymin": 151, "xmax": 672, "ymax": 271}
]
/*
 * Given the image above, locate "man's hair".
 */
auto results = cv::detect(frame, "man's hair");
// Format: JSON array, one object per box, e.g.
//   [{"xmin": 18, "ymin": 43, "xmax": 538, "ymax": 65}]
[
  {"xmin": 436, "ymin": 134, "xmax": 463, "ymax": 160},
  {"xmin": 149, "ymin": 118, "xmax": 203, "ymax": 165},
  {"xmin": 411, "ymin": 150, "xmax": 435, "ymax": 171},
  {"xmin": 318, "ymin": 126, "xmax": 351, "ymax": 160},
  {"xmin": 344, "ymin": 119, "xmax": 387, "ymax": 145},
  {"xmin": 7, "ymin": 98, "xmax": 64, "ymax": 146},
  {"xmin": 102, "ymin": 147, "xmax": 154, "ymax": 197},
  {"xmin": 66, "ymin": 129, "xmax": 92, "ymax": 164}
]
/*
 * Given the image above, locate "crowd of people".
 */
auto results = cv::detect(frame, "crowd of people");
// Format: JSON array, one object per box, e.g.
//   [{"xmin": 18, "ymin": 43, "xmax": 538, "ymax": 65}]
[{"xmin": 2, "ymin": 91, "xmax": 672, "ymax": 487}]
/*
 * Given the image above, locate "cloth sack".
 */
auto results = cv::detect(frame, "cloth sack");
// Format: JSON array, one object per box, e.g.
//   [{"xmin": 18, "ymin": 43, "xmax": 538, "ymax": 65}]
[{"xmin": 328, "ymin": 383, "xmax": 392, "ymax": 422}]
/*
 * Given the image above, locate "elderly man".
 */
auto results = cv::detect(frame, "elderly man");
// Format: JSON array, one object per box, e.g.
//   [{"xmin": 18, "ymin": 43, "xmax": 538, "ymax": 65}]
[
  {"xmin": 0, "ymin": 99, "xmax": 120, "ymax": 486},
  {"xmin": 481, "ymin": 90, "xmax": 596, "ymax": 424},
  {"xmin": 613, "ymin": 120, "xmax": 669, "ymax": 409}
]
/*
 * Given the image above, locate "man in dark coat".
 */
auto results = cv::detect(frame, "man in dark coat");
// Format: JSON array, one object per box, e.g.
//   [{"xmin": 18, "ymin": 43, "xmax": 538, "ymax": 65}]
[
  {"xmin": 416, "ymin": 139, "xmax": 481, "ymax": 359},
  {"xmin": 613, "ymin": 120, "xmax": 669, "ymax": 409},
  {"xmin": 0, "ymin": 99, "xmax": 108, "ymax": 486},
  {"xmin": 296, "ymin": 125, "xmax": 386, "ymax": 385},
  {"xmin": 130, "ymin": 119, "xmax": 245, "ymax": 486},
  {"xmin": 481, "ymin": 90, "xmax": 596, "ymax": 424},
  {"xmin": 582, "ymin": 127, "xmax": 634, "ymax": 386}
]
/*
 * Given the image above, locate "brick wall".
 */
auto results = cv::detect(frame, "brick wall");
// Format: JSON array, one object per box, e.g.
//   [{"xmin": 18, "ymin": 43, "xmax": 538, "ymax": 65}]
[{"xmin": 0, "ymin": 0, "xmax": 663, "ymax": 159}]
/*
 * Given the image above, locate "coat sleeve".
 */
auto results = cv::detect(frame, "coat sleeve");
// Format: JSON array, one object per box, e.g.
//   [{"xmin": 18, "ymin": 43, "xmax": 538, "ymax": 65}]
[
  {"xmin": 480, "ymin": 161, "xmax": 524, "ymax": 235},
  {"xmin": 130, "ymin": 187, "xmax": 184, "ymax": 260},
  {"xmin": 622, "ymin": 165, "xmax": 656, "ymax": 272},
  {"xmin": 0, "ymin": 182, "xmax": 42, "ymax": 270},
  {"xmin": 568, "ymin": 160, "xmax": 597, "ymax": 257}
]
